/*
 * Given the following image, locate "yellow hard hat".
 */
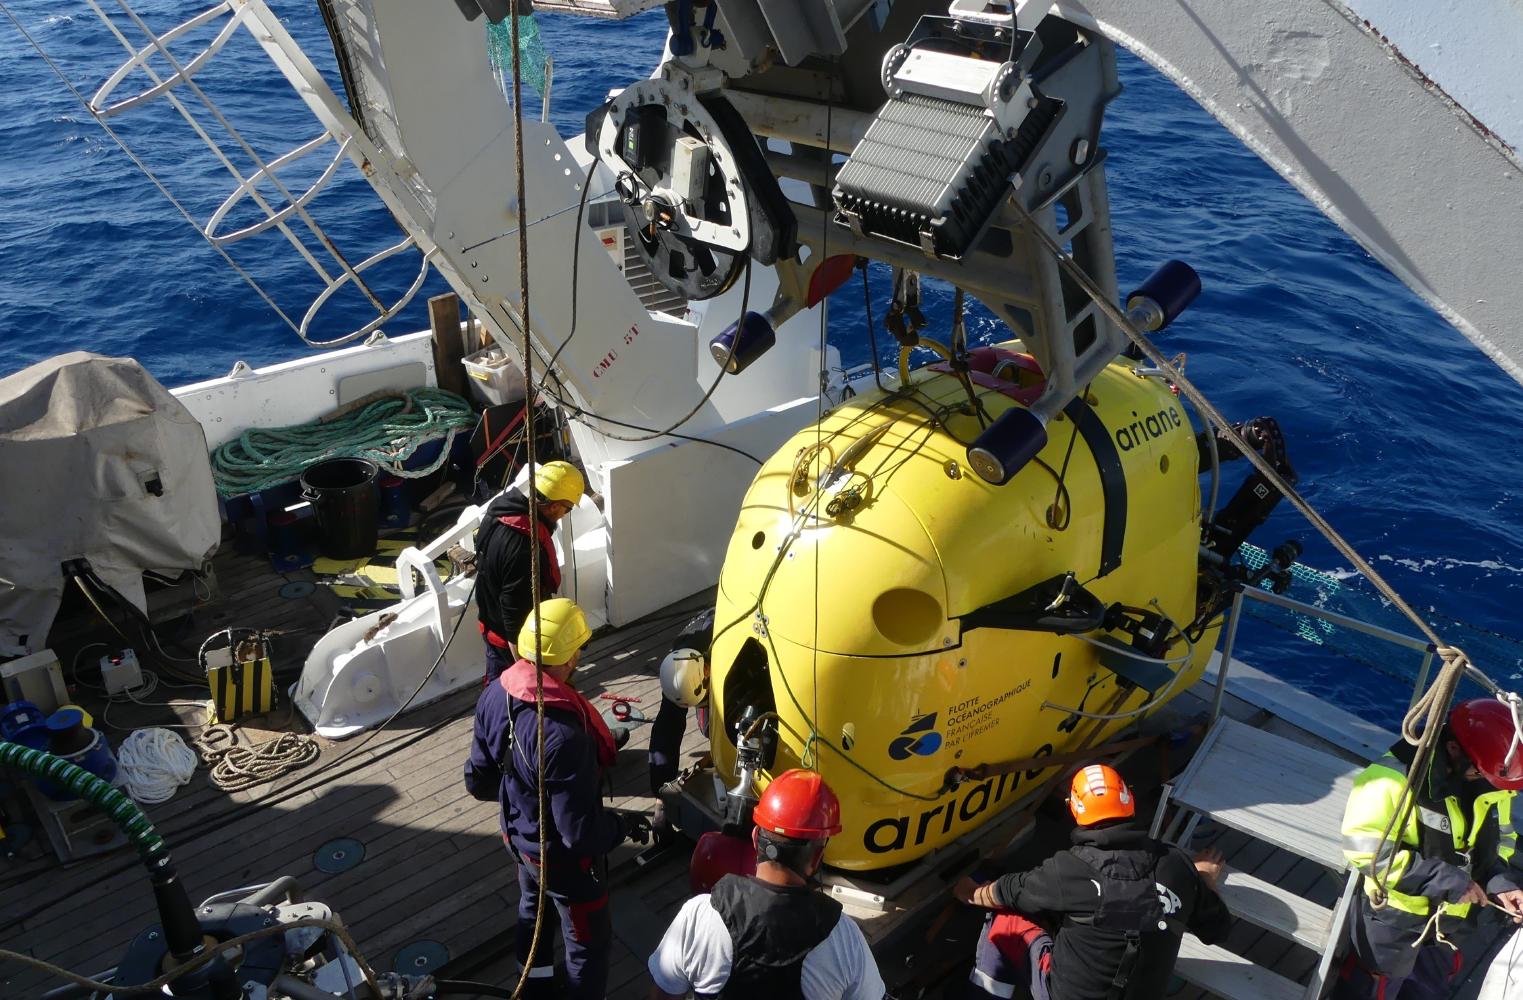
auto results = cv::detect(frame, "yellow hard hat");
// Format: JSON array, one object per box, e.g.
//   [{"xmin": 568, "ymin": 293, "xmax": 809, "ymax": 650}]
[
  {"xmin": 517, "ymin": 598, "xmax": 592, "ymax": 666},
  {"xmin": 533, "ymin": 461, "xmax": 585, "ymax": 506}
]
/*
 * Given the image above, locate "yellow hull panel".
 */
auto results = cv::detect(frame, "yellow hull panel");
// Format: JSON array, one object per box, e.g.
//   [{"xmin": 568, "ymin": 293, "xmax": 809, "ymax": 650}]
[{"xmin": 709, "ymin": 352, "xmax": 1216, "ymax": 870}]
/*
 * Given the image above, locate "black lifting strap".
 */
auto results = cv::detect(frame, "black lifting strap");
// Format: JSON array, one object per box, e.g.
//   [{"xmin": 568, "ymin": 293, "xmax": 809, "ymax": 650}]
[{"xmin": 1106, "ymin": 930, "xmax": 1143, "ymax": 1000}]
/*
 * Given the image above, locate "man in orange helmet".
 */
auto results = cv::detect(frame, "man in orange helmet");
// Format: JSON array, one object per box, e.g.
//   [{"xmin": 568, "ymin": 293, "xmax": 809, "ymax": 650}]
[
  {"xmin": 647, "ymin": 769, "xmax": 886, "ymax": 999},
  {"xmin": 954, "ymin": 763, "xmax": 1230, "ymax": 1000},
  {"xmin": 1335, "ymin": 697, "xmax": 1523, "ymax": 999}
]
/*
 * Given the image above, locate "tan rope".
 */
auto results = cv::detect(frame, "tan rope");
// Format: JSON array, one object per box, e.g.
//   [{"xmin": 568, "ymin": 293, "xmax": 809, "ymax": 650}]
[
  {"xmin": 1361, "ymin": 646, "xmax": 1471, "ymax": 906},
  {"xmin": 506, "ymin": 11, "xmax": 551, "ymax": 1000},
  {"xmin": 196, "ymin": 725, "xmax": 320, "ymax": 793},
  {"xmin": 1408, "ymin": 894, "xmax": 1518, "ymax": 952},
  {"xmin": 1412, "ymin": 906, "xmax": 1458, "ymax": 952}
]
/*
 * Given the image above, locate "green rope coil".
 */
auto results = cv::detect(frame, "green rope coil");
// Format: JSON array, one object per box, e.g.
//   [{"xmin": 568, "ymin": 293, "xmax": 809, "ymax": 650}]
[
  {"xmin": 0, "ymin": 741, "xmax": 168, "ymax": 864},
  {"xmin": 209, "ymin": 387, "xmax": 476, "ymax": 497}
]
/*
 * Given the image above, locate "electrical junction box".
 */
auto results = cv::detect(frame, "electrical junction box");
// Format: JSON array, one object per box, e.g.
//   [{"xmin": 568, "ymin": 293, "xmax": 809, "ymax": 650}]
[
  {"xmin": 671, "ymin": 135, "xmax": 711, "ymax": 208},
  {"xmin": 1, "ymin": 649, "xmax": 69, "ymax": 713},
  {"xmin": 100, "ymin": 648, "xmax": 144, "ymax": 696}
]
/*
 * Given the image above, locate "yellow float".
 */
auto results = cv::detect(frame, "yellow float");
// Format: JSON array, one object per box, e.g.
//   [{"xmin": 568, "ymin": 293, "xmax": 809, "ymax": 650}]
[{"xmin": 707, "ymin": 344, "xmax": 1220, "ymax": 871}]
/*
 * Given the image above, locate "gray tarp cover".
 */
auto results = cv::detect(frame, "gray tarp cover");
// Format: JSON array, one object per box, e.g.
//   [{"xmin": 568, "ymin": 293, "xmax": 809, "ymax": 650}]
[{"xmin": 0, "ymin": 353, "xmax": 219, "ymax": 655}]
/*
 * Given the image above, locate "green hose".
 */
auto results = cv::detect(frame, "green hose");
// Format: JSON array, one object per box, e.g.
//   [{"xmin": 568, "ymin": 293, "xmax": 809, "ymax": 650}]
[
  {"xmin": 0, "ymin": 741, "xmax": 167, "ymax": 865},
  {"xmin": 209, "ymin": 387, "xmax": 477, "ymax": 497}
]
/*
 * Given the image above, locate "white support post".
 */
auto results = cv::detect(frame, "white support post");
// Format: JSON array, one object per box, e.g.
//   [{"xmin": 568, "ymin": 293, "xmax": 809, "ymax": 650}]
[{"xmin": 1210, "ymin": 589, "xmax": 1245, "ymax": 722}]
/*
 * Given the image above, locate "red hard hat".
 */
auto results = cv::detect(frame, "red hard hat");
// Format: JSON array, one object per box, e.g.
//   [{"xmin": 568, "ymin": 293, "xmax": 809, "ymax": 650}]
[
  {"xmin": 1450, "ymin": 698, "xmax": 1523, "ymax": 790},
  {"xmin": 689, "ymin": 831, "xmax": 757, "ymax": 895},
  {"xmin": 752, "ymin": 769, "xmax": 843, "ymax": 839}
]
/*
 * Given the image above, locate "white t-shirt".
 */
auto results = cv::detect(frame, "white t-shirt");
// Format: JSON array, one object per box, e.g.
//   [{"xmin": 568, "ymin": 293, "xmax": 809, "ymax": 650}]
[{"xmin": 648, "ymin": 891, "xmax": 886, "ymax": 999}]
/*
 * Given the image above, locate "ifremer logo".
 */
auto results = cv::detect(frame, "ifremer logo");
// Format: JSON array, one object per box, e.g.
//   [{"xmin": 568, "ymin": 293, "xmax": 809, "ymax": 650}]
[{"xmin": 888, "ymin": 713, "xmax": 943, "ymax": 760}]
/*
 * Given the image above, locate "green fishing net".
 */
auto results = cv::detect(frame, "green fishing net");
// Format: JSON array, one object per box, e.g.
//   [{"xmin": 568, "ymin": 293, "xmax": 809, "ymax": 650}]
[
  {"xmin": 1237, "ymin": 541, "xmax": 1523, "ymax": 689},
  {"xmin": 486, "ymin": 16, "xmax": 550, "ymax": 102}
]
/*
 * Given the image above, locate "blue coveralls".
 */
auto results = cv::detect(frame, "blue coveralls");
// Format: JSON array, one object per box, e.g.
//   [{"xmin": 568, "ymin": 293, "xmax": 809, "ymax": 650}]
[{"xmin": 464, "ymin": 671, "xmax": 625, "ymax": 999}]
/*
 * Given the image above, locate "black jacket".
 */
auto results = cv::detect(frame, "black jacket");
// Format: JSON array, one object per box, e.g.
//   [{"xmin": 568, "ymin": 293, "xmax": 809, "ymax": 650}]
[
  {"xmin": 990, "ymin": 823, "xmax": 1231, "ymax": 1000},
  {"xmin": 474, "ymin": 489, "xmax": 559, "ymax": 645}
]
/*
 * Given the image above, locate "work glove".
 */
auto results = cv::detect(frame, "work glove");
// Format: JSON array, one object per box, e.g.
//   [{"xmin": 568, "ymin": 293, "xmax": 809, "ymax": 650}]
[{"xmin": 620, "ymin": 810, "xmax": 653, "ymax": 845}]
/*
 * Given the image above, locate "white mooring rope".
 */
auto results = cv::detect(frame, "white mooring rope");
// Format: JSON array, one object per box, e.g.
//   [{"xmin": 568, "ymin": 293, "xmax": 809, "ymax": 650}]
[{"xmin": 117, "ymin": 728, "xmax": 199, "ymax": 804}]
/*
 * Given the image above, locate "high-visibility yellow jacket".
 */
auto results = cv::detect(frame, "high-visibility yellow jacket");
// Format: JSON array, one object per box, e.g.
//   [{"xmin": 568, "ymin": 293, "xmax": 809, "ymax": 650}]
[{"xmin": 1342, "ymin": 750, "xmax": 1520, "ymax": 919}]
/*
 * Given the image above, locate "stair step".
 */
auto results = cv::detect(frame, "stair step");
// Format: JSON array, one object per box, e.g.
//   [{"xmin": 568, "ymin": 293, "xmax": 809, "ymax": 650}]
[
  {"xmin": 1216, "ymin": 866, "xmax": 1333, "ymax": 951},
  {"xmin": 1175, "ymin": 936, "xmax": 1302, "ymax": 1000},
  {"xmin": 1168, "ymin": 717, "xmax": 1362, "ymax": 872}
]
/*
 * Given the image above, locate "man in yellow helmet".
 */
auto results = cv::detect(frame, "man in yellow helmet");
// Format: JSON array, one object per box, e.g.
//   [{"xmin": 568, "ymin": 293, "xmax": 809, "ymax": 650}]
[
  {"xmin": 464, "ymin": 597, "xmax": 649, "ymax": 999},
  {"xmin": 474, "ymin": 459, "xmax": 584, "ymax": 682}
]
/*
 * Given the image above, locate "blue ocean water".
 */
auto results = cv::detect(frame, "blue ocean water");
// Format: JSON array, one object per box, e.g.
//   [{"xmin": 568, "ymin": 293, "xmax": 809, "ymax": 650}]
[{"xmin": 2, "ymin": 4, "xmax": 1520, "ymax": 726}]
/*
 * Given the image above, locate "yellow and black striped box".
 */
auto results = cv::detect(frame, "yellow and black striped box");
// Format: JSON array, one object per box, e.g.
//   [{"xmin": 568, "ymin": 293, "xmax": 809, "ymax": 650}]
[{"xmin": 204, "ymin": 635, "xmax": 275, "ymax": 724}]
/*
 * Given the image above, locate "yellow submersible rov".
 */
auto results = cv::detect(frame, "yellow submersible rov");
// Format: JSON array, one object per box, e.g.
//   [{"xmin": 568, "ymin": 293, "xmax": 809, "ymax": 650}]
[
  {"xmin": 701, "ymin": 286, "xmax": 1300, "ymax": 870},
  {"xmin": 589, "ymin": 6, "xmax": 1300, "ymax": 872}
]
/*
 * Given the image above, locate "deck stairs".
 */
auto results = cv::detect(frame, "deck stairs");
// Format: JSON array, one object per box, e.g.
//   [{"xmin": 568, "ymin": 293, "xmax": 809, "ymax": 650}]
[{"xmin": 1152, "ymin": 716, "xmax": 1368, "ymax": 1000}]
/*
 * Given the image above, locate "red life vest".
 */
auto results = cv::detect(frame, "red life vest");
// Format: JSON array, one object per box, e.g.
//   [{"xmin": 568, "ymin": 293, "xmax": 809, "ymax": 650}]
[
  {"xmin": 500, "ymin": 660, "xmax": 617, "ymax": 768},
  {"xmin": 479, "ymin": 512, "xmax": 562, "ymax": 650}
]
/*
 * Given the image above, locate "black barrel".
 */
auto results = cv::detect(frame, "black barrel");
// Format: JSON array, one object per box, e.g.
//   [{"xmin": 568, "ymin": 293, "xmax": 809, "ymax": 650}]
[{"xmin": 300, "ymin": 457, "xmax": 380, "ymax": 559}]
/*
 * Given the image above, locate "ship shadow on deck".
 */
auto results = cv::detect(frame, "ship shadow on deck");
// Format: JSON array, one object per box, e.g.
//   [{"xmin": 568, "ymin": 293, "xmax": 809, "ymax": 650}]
[{"xmin": 2, "ymin": 540, "xmax": 715, "ymax": 997}]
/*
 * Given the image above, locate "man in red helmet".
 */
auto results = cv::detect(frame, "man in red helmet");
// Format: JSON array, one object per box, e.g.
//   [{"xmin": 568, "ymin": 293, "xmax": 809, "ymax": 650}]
[
  {"xmin": 953, "ymin": 763, "xmax": 1231, "ymax": 1000},
  {"xmin": 1336, "ymin": 697, "xmax": 1523, "ymax": 999},
  {"xmin": 647, "ymin": 769, "xmax": 886, "ymax": 999}
]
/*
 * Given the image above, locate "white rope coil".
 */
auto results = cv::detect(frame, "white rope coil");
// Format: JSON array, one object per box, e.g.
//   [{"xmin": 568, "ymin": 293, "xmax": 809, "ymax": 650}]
[{"xmin": 117, "ymin": 728, "xmax": 198, "ymax": 804}]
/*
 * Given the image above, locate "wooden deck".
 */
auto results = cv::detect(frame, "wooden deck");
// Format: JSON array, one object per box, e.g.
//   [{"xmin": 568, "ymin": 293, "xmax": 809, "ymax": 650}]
[
  {"xmin": 2, "ymin": 531, "xmax": 1512, "ymax": 998},
  {"xmin": 0, "ymin": 533, "xmax": 712, "ymax": 997}
]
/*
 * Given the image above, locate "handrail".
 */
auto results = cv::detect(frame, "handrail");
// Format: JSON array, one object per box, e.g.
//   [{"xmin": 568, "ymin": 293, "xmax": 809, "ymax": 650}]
[
  {"xmin": 1211, "ymin": 584, "xmax": 1453, "ymax": 723},
  {"xmin": 1243, "ymin": 587, "xmax": 1433, "ymax": 653},
  {"xmin": 541, "ymin": 54, "xmax": 554, "ymax": 123}
]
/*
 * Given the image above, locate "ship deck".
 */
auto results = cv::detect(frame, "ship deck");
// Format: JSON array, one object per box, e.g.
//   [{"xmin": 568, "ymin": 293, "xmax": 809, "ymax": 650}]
[{"xmin": 0, "ymin": 537, "xmax": 1512, "ymax": 999}]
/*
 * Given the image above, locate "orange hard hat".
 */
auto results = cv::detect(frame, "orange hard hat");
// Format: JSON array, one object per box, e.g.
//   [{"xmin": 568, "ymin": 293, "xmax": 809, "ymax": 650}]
[
  {"xmin": 1068, "ymin": 764, "xmax": 1136, "ymax": 826},
  {"xmin": 1450, "ymin": 698, "xmax": 1523, "ymax": 790},
  {"xmin": 752, "ymin": 769, "xmax": 843, "ymax": 840}
]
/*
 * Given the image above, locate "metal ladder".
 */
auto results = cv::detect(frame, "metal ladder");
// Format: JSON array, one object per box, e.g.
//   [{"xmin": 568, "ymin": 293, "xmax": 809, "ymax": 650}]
[
  {"xmin": 1152, "ymin": 716, "xmax": 1366, "ymax": 1000},
  {"xmin": 73, "ymin": 0, "xmax": 436, "ymax": 348}
]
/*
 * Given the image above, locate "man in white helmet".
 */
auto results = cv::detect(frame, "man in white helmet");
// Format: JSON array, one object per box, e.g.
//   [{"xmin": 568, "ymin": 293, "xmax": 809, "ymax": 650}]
[{"xmin": 648, "ymin": 612, "xmax": 714, "ymax": 837}]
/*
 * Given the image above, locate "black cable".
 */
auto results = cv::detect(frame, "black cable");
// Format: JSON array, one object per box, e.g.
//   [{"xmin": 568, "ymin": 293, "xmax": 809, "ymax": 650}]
[
  {"xmin": 542, "ymin": 380, "xmax": 764, "ymax": 464},
  {"xmin": 860, "ymin": 262, "xmax": 887, "ymax": 394},
  {"xmin": 528, "ymin": 152, "xmax": 757, "ymax": 454},
  {"xmin": 544, "ymin": 162, "xmax": 599, "ymax": 373},
  {"xmin": 575, "ymin": 256, "xmax": 753, "ymax": 444},
  {"xmin": 1047, "ymin": 405, "xmax": 1082, "ymax": 531},
  {"xmin": 434, "ymin": 980, "xmax": 514, "ymax": 999},
  {"xmin": 810, "ymin": 89, "xmax": 833, "ymax": 766},
  {"xmin": 68, "ymin": 573, "xmax": 204, "ymax": 686}
]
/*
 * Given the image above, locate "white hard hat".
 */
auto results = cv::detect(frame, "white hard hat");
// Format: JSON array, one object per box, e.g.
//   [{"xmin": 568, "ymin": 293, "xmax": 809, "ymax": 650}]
[{"xmin": 660, "ymin": 647, "xmax": 708, "ymax": 708}]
